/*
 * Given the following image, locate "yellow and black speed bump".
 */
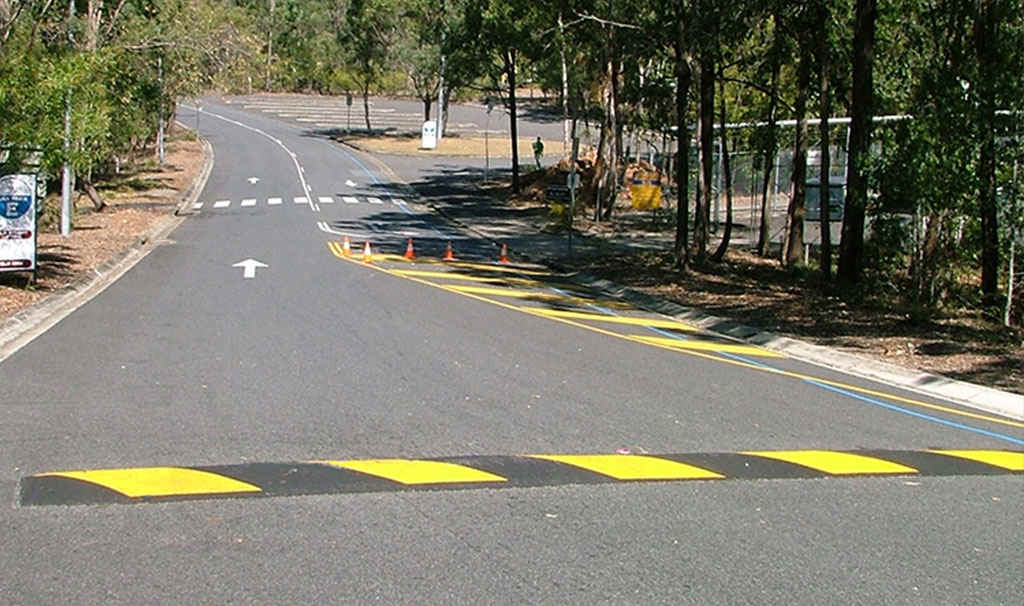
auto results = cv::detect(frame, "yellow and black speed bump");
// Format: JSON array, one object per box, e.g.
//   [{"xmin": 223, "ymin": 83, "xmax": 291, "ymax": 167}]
[{"xmin": 19, "ymin": 449, "xmax": 1023, "ymax": 506}]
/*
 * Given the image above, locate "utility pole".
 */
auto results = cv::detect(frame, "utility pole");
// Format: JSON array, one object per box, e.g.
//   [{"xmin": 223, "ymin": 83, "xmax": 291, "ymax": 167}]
[{"xmin": 61, "ymin": 0, "xmax": 75, "ymax": 237}]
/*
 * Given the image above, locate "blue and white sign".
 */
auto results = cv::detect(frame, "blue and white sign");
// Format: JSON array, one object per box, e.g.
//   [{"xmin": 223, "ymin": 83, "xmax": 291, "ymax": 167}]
[{"xmin": 0, "ymin": 174, "xmax": 38, "ymax": 272}]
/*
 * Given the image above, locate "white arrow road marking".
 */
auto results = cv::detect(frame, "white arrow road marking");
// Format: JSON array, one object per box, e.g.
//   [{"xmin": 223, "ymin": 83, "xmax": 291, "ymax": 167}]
[
  {"xmin": 213, "ymin": 200, "xmax": 230, "ymax": 209},
  {"xmin": 267, "ymin": 197, "xmax": 282, "ymax": 205},
  {"xmin": 367, "ymin": 197, "xmax": 384, "ymax": 205},
  {"xmin": 318, "ymin": 196, "xmax": 334, "ymax": 204},
  {"xmin": 232, "ymin": 258, "xmax": 268, "ymax": 279},
  {"xmin": 345, "ymin": 179, "xmax": 357, "ymax": 187},
  {"xmin": 240, "ymin": 198, "xmax": 256, "ymax": 207},
  {"xmin": 247, "ymin": 177, "xmax": 260, "ymax": 184},
  {"xmin": 343, "ymin": 196, "xmax": 359, "ymax": 204},
  {"xmin": 294, "ymin": 196, "xmax": 308, "ymax": 204}
]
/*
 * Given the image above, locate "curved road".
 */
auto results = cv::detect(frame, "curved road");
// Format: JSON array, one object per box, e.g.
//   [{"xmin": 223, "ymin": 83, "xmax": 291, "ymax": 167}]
[{"xmin": 0, "ymin": 99, "xmax": 1020, "ymax": 605}]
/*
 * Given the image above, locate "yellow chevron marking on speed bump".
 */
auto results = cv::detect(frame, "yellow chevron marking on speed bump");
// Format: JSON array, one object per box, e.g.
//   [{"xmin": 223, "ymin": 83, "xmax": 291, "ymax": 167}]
[
  {"xmin": 927, "ymin": 449, "xmax": 1024, "ymax": 471},
  {"xmin": 529, "ymin": 454, "xmax": 725, "ymax": 481},
  {"xmin": 36, "ymin": 467, "xmax": 261, "ymax": 498},
  {"xmin": 529, "ymin": 308, "xmax": 698, "ymax": 331},
  {"xmin": 636, "ymin": 335, "xmax": 784, "ymax": 357},
  {"xmin": 742, "ymin": 450, "xmax": 918, "ymax": 475},
  {"xmin": 317, "ymin": 459, "xmax": 507, "ymax": 485}
]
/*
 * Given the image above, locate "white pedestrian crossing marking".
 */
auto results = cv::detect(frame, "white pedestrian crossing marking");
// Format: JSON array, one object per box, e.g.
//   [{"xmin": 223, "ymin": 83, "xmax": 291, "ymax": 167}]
[
  {"xmin": 241, "ymin": 198, "xmax": 256, "ymax": 207},
  {"xmin": 319, "ymin": 196, "xmax": 334, "ymax": 204},
  {"xmin": 343, "ymin": 196, "xmax": 359, "ymax": 204},
  {"xmin": 213, "ymin": 200, "xmax": 230, "ymax": 209},
  {"xmin": 294, "ymin": 196, "xmax": 308, "ymax": 204},
  {"xmin": 268, "ymin": 197, "xmax": 282, "ymax": 205},
  {"xmin": 368, "ymin": 197, "xmax": 383, "ymax": 205}
]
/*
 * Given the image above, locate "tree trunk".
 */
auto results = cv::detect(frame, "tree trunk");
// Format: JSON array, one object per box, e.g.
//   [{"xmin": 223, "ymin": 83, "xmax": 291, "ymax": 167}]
[
  {"xmin": 362, "ymin": 83, "xmax": 372, "ymax": 131},
  {"xmin": 695, "ymin": 54, "xmax": 714, "ymax": 262},
  {"xmin": 757, "ymin": 42, "xmax": 781, "ymax": 257},
  {"xmin": 711, "ymin": 80, "xmax": 733, "ymax": 263},
  {"xmin": 559, "ymin": 8, "xmax": 570, "ymax": 152},
  {"xmin": 422, "ymin": 96, "xmax": 432, "ymax": 123},
  {"xmin": 673, "ymin": 2, "xmax": 692, "ymax": 269},
  {"xmin": 85, "ymin": 0, "xmax": 103, "ymax": 50},
  {"xmin": 506, "ymin": 48, "xmax": 520, "ymax": 195},
  {"xmin": 818, "ymin": 0, "xmax": 832, "ymax": 279},
  {"xmin": 838, "ymin": 0, "xmax": 877, "ymax": 283},
  {"xmin": 602, "ymin": 57, "xmax": 620, "ymax": 221},
  {"xmin": 81, "ymin": 177, "xmax": 106, "ymax": 212},
  {"xmin": 784, "ymin": 46, "xmax": 811, "ymax": 267},
  {"xmin": 975, "ymin": 0, "xmax": 999, "ymax": 300}
]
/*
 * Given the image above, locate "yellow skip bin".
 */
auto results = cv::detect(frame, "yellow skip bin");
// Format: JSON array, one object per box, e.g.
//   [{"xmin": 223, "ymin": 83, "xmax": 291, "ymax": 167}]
[
  {"xmin": 530, "ymin": 454, "xmax": 723, "ymax": 481},
  {"xmin": 742, "ymin": 450, "xmax": 917, "ymax": 475},
  {"xmin": 37, "ymin": 467, "xmax": 262, "ymax": 498},
  {"xmin": 318, "ymin": 459, "xmax": 507, "ymax": 485}
]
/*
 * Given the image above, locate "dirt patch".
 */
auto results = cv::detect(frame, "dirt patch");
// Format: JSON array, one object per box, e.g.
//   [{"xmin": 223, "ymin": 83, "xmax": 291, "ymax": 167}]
[
  {"xmin": 344, "ymin": 134, "xmax": 566, "ymax": 158},
  {"xmin": 560, "ymin": 248, "xmax": 1024, "ymax": 395},
  {"xmin": 0, "ymin": 126, "xmax": 204, "ymax": 323}
]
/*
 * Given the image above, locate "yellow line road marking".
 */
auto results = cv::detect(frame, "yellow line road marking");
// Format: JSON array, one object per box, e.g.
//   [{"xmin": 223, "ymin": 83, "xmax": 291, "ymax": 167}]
[
  {"xmin": 435, "ymin": 260, "xmax": 551, "ymax": 275},
  {"xmin": 529, "ymin": 308, "xmax": 697, "ymax": 331},
  {"xmin": 449, "ymin": 284, "xmax": 633, "ymax": 309},
  {"xmin": 742, "ymin": 450, "xmax": 918, "ymax": 475},
  {"xmin": 317, "ymin": 459, "xmax": 507, "ymax": 485},
  {"xmin": 392, "ymin": 269, "xmax": 539, "ymax": 287},
  {"xmin": 37, "ymin": 468, "xmax": 261, "ymax": 498},
  {"xmin": 636, "ymin": 335, "xmax": 784, "ymax": 357},
  {"xmin": 928, "ymin": 449, "xmax": 1024, "ymax": 471},
  {"xmin": 325, "ymin": 243, "xmax": 1024, "ymax": 429},
  {"xmin": 530, "ymin": 454, "xmax": 724, "ymax": 480}
]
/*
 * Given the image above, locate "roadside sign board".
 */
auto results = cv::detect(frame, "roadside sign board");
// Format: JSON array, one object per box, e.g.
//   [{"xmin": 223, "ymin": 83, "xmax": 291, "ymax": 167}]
[
  {"xmin": 630, "ymin": 170, "xmax": 662, "ymax": 210},
  {"xmin": 0, "ymin": 173, "xmax": 37, "ymax": 273},
  {"xmin": 421, "ymin": 120, "xmax": 438, "ymax": 149}
]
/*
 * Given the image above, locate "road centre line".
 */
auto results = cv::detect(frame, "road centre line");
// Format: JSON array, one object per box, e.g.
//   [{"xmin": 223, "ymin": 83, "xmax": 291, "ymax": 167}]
[
  {"xmin": 325, "ymin": 244, "xmax": 1024, "ymax": 431},
  {"xmin": 20, "ymin": 449, "xmax": 1023, "ymax": 506},
  {"xmin": 181, "ymin": 104, "xmax": 316, "ymax": 212}
]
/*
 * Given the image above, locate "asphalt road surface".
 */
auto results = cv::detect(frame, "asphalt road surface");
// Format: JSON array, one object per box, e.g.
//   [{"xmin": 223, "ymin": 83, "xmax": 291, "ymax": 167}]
[{"xmin": 1, "ymin": 97, "xmax": 1020, "ymax": 605}]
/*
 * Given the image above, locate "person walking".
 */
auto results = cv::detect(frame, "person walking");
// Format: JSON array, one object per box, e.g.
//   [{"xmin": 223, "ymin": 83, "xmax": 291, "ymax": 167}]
[{"xmin": 532, "ymin": 136, "xmax": 544, "ymax": 170}]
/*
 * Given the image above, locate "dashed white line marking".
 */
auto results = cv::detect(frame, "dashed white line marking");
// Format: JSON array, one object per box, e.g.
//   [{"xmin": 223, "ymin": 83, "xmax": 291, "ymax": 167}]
[
  {"xmin": 368, "ymin": 197, "xmax": 384, "ymax": 205},
  {"xmin": 343, "ymin": 196, "xmax": 359, "ymax": 204},
  {"xmin": 294, "ymin": 196, "xmax": 308, "ymax": 204},
  {"xmin": 393, "ymin": 199, "xmax": 406, "ymax": 206},
  {"xmin": 268, "ymin": 197, "xmax": 282, "ymax": 205},
  {"xmin": 319, "ymin": 196, "xmax": 334, "ymax": 204},
  {"xmin": 192, "ymin": 202, "xmax": 203, "ymax": 210},
  {"xmin": 213, "ymin": 200, "xmax": 230, "ymax": 209},
  {"xmin": 240, "ymin": 198, "xmax": 257, "ymax": 207}
]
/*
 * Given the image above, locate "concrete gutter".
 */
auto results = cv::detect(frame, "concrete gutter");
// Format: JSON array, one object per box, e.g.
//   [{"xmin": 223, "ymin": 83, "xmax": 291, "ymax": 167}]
[{"xmin": 0, "ymin": 132, "xmax": 214, "ymax": 365}]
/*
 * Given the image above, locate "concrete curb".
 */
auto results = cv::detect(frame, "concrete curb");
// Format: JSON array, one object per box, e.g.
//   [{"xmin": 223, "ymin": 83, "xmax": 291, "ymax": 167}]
[
  {"xmin": 0, "ymin": 131, "xmax": 214, "ymax": 364},
  {"xmin": 337, "ymin": 141, "xmax": 1024, "ymax": 422}
]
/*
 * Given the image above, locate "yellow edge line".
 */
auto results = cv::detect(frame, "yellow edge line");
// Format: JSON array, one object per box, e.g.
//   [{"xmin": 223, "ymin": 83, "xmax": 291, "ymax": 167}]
[{"xmin": 325, "ymin": 243, "xmax": 1024, "ymax": 429}]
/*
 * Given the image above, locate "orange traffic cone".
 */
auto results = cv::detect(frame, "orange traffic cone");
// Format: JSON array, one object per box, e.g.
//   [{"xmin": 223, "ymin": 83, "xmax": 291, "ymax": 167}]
[
  {"xmin": 443, "ymin": 241, "xmax": 455, "ymax": 261},
  {"xmin": 498, "ymin": 243, "xmax": 510, "ymax": 264},
  {"xmin": 342, "ymin": 236, "xmax": 352, "ymax": 257},
  {"xmin": 362, "ymin": 241, "xmax": 373, "ymax": 264},
  {"xmin": 404, "ymin": 238, "xmax": 416, "ymax": 260}
]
